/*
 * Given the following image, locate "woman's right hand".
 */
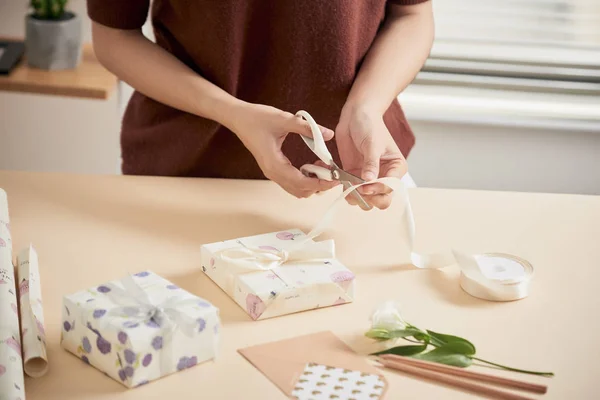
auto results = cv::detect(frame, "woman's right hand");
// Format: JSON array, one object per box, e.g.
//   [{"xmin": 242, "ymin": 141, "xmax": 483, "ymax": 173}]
[{"xmin": 229, "ymin": 102, "xmax": 339, "ymax": 198}]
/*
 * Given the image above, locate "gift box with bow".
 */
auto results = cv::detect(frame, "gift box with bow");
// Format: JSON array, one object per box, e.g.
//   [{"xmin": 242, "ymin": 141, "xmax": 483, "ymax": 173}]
[
  {"xmin": 200, "ymin": 229, "xmax": 355, "ymax": 320},
  {"xmin": 61, "ymin": 271, "xmax": 219, "ymax": 388}
]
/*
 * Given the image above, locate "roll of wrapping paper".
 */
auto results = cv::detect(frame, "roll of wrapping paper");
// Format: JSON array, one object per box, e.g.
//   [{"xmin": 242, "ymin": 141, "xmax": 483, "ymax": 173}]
[
  {"xmin": 0, "ymin": 188, "xmax": 26, "ymax": 400},
  {"xmin": 17, "ymin": 245, "xmax": 48, "ymax": 378}
]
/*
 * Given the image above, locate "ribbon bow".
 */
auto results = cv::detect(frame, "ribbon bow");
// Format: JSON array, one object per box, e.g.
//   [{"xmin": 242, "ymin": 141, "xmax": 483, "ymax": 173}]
[
  {"xmin": 215, "ymin": 239, "xmax": 336, "ymax": 276},
  {"xmin": 102, "ymin": 275, "xmax": 198, "ymax": 337}
]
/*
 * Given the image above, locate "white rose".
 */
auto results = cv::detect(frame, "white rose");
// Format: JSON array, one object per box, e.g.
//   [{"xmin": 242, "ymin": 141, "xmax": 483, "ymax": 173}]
[{"xmin": 370, "ymin": 301, "xmax": 407, "ymax": 331}]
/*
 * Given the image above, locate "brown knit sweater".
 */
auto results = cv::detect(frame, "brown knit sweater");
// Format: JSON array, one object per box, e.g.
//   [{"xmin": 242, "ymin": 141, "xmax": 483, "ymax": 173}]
[{"xmin": 87, "ymin": 0, "xmax": 425, "ymax": 179}]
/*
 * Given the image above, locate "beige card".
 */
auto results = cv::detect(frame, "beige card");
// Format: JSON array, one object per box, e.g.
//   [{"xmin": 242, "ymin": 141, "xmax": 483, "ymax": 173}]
[{"xmin": 238, "ymin": 331, "xmax": 387, "ymax": 398}]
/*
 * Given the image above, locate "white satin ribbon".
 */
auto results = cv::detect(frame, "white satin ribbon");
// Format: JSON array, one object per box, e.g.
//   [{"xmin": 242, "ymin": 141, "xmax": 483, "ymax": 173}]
[
  {"xmin": 214, "ymin": 238, "xmax": 336, "ymax": 295},
  {"xmin": 293, "ymin": 111, "xmax": 533, "ymax": 302},
  {"xmin": 215, "ymin": 240, "xmax": 335, "ymax": 273},
  {"xmin": 102, "ymin": 275, "xmax": 199, "ymax": 336}
]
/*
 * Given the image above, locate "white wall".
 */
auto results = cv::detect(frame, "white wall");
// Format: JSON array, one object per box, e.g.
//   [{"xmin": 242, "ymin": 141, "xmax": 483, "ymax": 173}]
[
  {"xmin": 407, "ymin": 120, "xmax": 600, "ymax": 195},
  {"xmin": 1, "ymin": 1, "xmax": 598, "ymax": 195},
  {"xmin": 400, "ymin": 85, "xmax": 600, "ymax": 195},
  {"xmin": 0, "ymin": 0, "xmax": 121, "ymax": 175}
]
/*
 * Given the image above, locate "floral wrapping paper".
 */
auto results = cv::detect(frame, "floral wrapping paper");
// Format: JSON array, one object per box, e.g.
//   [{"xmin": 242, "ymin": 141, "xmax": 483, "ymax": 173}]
[
  {"xmin": 61, "ymin": 271, "xmax": 220, "ymax": 388},
  {"xmin": 17, "ymin": 245, "xmax": 49, "ymax": 378},
  {"xmin": 0, "ymin": 189, "xmax": 26, "ymax": 400},
  {"xmin": 200, "ymin": 229, "xmax": 355, "ymax": 320}
]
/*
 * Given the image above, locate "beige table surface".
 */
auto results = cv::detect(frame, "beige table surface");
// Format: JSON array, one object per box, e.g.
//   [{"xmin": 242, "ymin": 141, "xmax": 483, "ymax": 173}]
[{"xmin": 0, "ymin": 170, "xmax": 598, "ymax": 400}]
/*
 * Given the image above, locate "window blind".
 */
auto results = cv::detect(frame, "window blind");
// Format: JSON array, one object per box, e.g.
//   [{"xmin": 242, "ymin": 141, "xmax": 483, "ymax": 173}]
[{"xmin": 418, "ymin": 0, "xmax": 600, "ymax": 94}]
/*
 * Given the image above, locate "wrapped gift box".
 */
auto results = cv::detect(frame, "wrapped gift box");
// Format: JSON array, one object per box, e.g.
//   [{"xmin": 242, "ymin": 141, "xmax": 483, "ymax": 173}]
[
  {"xmin": 61, "ymin": 271, "xmax": 219, "ymax": 388},
  {"xmin": 200, "ymin": 229, "xmax": 355, "ymax": 320}
]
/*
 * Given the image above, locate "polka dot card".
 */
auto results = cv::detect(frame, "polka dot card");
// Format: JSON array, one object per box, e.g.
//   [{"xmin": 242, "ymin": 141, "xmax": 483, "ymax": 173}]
[{"xmin": 292, "ymin": 363, "xmax": 386, "ymax": 400}]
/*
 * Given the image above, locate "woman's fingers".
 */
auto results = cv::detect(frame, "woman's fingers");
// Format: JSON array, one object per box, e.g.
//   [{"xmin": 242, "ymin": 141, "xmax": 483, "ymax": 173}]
[
  {"xmin": 287, "ymin": 114, "xmax": 334, "ymax": 141},
  {"xmin": 342, "ymin": 189, "xmax": 392, "ymax": 210},
  {"xmin": 363, "ymin": 193, "xmax": 393, "ymax": 210},
  {"xmin": 264, "ymin": 152, "xmax": 338, "ymax": 198},
  {"xmin": 358, "ymin": 136, "xmax": 382, "ymax": 182},
  {"xmin": 382, "ymin": 158, "xmax": 408, "ymax": 180},
  {"xmin": 357, "ymin": 158, "xmax": 405, "ymax": 196},
  {"xmin": 345, "ymin": 194, "xmax": 358, "ymax": 206},
  {"xmin": 358, "ymin": 182, "xmax": 392, "ymax": 196}
]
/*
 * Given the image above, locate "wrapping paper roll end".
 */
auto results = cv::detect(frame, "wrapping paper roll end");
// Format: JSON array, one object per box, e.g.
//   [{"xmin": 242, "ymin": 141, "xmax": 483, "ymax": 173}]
[{"xmin": 24, "ymin": 357, "xmax": 49, "ymax": 378}]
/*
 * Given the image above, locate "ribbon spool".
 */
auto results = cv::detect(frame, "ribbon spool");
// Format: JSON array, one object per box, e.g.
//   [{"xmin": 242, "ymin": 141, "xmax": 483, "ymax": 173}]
[
  {"xmin": 294, "ymin": 110, "xmax": 534, "ymax": 302},
  {"xmin": 460, "ymin": 253, "xmax": 534, "ymax": 302}
]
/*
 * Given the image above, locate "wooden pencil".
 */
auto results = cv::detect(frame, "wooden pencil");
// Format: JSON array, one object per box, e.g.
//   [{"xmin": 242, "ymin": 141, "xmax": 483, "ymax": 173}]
[
  {"xmin": 380, "ymin": 354, "xmax": 547, "ymax": 394},
  {"xmin": 377, "ymin": 357, "xmax": 537, "ymax": 400}
]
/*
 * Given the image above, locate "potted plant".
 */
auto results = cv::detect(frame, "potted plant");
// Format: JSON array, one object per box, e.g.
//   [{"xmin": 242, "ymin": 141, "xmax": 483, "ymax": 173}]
[{"xmin": 26, "ymin": 0, "xmax": 82, "ymax": 70}]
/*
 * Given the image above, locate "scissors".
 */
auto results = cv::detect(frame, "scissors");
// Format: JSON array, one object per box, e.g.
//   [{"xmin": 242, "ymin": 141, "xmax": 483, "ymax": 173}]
[{"xmin": 296, "ymin": 111, "xmax": 373, "ymax": 211}]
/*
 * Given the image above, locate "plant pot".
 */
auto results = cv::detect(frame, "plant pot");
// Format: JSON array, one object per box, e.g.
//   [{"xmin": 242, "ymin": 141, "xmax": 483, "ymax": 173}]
[{"xmin": 25, "ymin": 12, "xmax": 82, "ymax": 70}]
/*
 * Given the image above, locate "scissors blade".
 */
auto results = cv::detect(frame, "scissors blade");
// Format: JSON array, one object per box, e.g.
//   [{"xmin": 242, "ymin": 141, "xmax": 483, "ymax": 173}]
[
  {"xmin": 341, "ymin": 181, "xmax": 372, "ymax": 211},
  {"xmin": 330, "ymin": 163, "xmax": 372, "ymax": 210}
]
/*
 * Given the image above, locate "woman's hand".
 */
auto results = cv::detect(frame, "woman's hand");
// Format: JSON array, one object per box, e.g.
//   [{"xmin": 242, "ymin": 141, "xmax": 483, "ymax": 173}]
[
  {"xmin": 335, "ymin": 105, "xmax": 408, "ymax": 210},
  {"xmin": 230, "ymin": 102, "xmax": 339, "ymax": 198}
]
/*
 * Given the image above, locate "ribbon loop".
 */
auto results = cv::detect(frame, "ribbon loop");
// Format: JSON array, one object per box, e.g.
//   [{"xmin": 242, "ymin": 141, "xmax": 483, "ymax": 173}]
[
  {"xmin": 100, "ymin": 275, "xmax": 199, "ymax": 338},
  {"xmin": 215, "ymin": 239, "xmax": 336, "ymax": 274}
]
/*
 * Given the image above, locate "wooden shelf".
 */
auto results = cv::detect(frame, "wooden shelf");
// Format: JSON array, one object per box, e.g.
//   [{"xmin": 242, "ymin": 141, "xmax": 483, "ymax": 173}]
[{"xmin": 0, "ymin": 41, "xmax": 117, "ymax": 100}]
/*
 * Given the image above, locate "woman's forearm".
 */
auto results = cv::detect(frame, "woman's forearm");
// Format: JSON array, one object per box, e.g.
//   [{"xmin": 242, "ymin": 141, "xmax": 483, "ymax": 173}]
[
  {"xmin": 344, "ymin": 1, "xmax": 434, "ymax": 115},
  {"xmin": 91, "ymin": 22, "xmax": 242, "ymax": 131}
]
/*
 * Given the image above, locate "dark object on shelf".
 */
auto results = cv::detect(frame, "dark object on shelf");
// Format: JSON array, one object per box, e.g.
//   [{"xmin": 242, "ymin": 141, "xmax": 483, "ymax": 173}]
[{"xmin": 0, "ymin": 41, "xmax": 25, "ymax": 75}]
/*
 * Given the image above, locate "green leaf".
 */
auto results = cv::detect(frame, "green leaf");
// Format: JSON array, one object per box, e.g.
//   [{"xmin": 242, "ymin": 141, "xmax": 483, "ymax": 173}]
[
  {"xmin": 372, "ymin": 344, "xmax": 428, "ymax": 357},
  {"xmin": 427, "ymin": 330, "xmax": 476, "ymax": 355},
  {"xmin": 413, "ymin": 344, "xmax": 473, "ymax": 368},
  {"xmin": 438, "ymin": 341, "xmax": 476, "ymax": 356}
]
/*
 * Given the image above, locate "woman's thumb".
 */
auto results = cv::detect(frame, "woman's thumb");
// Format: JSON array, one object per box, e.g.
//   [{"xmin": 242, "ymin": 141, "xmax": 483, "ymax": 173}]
[
  {"xmin": 288, "ymin": 115, "xmax": 334, "ymax": 141},
  {"xmin": 361, "ymin": 137, "xmax": 380, "ymax": 182}
]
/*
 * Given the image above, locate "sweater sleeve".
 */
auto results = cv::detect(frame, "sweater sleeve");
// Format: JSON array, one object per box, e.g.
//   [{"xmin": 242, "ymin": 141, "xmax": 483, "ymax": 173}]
[{"xmin": 87, "ymin": 0, "xmax": 150, "ymax": 30}]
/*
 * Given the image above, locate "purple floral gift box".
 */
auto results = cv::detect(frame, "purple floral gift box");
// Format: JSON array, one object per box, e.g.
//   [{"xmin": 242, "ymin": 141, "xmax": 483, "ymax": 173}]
[
  {"xmin": 200, "ymin": 229, "xmax": 355, "ymax": 320},
  {"xmin": 61, "ymin": 271, "xmax": 219, "ymax": 388}
]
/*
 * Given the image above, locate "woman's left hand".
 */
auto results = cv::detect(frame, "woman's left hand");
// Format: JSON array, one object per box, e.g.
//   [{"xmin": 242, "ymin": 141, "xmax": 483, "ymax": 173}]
[{"xmin": 335, "ymin": 105, "xmax": 408, "ymax": 210}]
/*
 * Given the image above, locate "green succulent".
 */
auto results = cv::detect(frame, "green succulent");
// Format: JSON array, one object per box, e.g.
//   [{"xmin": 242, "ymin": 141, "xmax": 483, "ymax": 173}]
[{"xmin": 30, "ymin": 0, "xmax": 69, "ymax": 20}]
